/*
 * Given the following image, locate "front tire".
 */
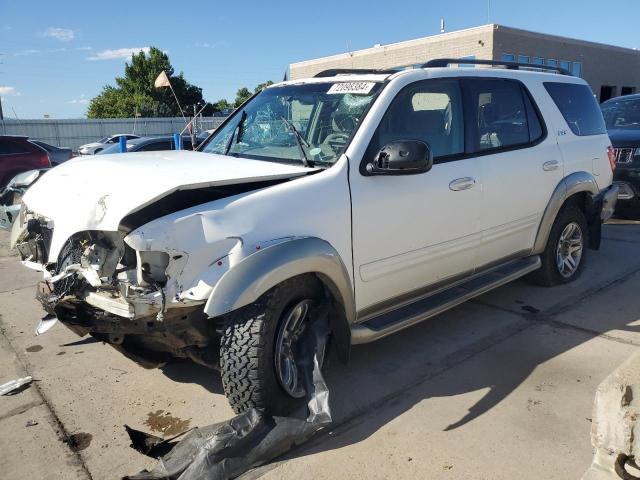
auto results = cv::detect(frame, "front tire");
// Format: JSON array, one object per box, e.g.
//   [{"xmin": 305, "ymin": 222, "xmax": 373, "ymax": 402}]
[
  {"xmin": 220, "ymin": 275, "xmax": 324, "ymax": 415},
  {"xmin": 528, "ymin": 205, "xmax": 588, "ymax": 286}
]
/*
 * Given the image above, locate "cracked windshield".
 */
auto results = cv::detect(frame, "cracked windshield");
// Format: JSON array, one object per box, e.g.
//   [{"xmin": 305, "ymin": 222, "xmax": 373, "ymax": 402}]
[{"xmin": 202, "ymin": 82, "xmax": 383, "ymax": 165}]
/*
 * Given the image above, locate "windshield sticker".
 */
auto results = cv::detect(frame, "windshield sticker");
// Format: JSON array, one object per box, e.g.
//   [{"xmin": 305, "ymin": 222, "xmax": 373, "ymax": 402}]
[{"xmin": 327, "ymin": 82, "xmax": 376, "ymax": 95}]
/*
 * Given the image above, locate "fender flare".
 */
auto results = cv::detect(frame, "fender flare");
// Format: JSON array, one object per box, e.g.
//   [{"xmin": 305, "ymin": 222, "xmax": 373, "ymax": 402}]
[
  {"xmin": 532, "ymin": 171, "xmax": 599, "ymax": 255},
  {"xmin": 204, "ymin": 237, "xmax": 355, "ymax": 354}
]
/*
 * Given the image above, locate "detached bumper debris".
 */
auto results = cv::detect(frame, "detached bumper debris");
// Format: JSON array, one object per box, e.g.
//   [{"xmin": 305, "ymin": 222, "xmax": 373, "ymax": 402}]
[
  {"xmin": 0, "ymin": 376, "xmax": 33, "ymax": 396},
  {"xmin": 125, "ymin": 309, "xmax": 332, "ymax": 480}
]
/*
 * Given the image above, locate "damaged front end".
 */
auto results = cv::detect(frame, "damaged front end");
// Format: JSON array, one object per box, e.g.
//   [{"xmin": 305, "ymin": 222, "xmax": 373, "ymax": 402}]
[{"xmin": 13, "ymin": 215, "xmax": 220, "ymax": 369}]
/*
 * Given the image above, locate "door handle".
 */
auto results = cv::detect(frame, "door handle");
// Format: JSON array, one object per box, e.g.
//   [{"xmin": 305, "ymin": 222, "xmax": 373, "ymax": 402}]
[
  {"xmin": 542, "ymin": 160, "xmax": 560, "ymax": 171},
  {"xmin": 449, "ymin": 177, "xmax": 476, "ymax": 191}
]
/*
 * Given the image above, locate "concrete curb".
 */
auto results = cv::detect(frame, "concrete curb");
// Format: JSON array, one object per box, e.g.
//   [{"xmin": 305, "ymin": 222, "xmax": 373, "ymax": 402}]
[{"xmin": 583, "ymin": 351, "xmax": 640, "ymax": 479}]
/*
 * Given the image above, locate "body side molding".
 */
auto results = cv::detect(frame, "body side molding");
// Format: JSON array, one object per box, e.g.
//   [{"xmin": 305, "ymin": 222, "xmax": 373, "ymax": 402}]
[
  {"xmin": 531, "ymin": 171, "xmax": 599, "ymax": 255},
  {"xmin": 204, "ymin": 237, "xmax": 355, "ymax": 325}
]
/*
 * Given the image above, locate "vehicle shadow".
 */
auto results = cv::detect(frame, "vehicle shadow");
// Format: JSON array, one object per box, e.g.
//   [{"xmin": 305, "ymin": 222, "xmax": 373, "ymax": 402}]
[
  {"xmin": 160, "ymin": 359, "xmax": 224, "ymax": 394},
  {"xmin": 291, "ymin": 278, "xmax": 640, "ymax": 459}
]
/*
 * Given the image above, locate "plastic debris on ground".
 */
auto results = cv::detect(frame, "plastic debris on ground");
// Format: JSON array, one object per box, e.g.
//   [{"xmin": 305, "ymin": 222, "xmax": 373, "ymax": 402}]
[
  {"xmin": 0, "ymin": 376, "xmax": 33, "ymax": 396},
  {"xmin": 124, "ymin": 306, "xmax": 333, "ymax": 480}
]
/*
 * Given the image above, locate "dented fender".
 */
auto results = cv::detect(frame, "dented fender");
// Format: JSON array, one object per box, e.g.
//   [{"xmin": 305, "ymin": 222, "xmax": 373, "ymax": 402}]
[{"xmin": 204, "ymin": 237, "xmax": 356, "ymax": 324}]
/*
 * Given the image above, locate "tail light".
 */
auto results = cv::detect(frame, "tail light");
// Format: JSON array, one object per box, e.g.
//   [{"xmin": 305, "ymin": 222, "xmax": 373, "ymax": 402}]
[
  {"xmin": 607, "ymin": 145, "xmax": 616, "ymax": 172},
  {"xmin": 38, "ymin": 152, "xmax": 51, "ymax": 168}
]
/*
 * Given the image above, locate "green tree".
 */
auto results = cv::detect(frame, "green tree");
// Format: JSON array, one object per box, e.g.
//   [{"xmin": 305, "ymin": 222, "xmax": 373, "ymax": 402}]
[
  {"xmin": 254, "ymin": 80, "xmax": 274, "ymax": 93},
  {"xmin": 211, "ymin": 98, "xmax": 232, "ymax": 112},
  {"xmin": 234, "ymin": 87, "xmax": 252, "ymax": 108},
  {"xmin": 87, "ymin": 47, "xmax": 205, "ymax": 118}
]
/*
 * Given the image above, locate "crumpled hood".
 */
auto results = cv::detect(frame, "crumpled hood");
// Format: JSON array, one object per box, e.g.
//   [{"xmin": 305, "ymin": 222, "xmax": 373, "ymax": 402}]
[{"xmin": 22, "ymin": 150, "xmax": 311, "ymax": 260}]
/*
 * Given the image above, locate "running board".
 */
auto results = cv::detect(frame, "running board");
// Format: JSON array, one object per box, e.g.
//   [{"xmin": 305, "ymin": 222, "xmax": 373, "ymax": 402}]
[{"xmin": 350, "ymin": 256, "xmax": 541, "ymax": 344}]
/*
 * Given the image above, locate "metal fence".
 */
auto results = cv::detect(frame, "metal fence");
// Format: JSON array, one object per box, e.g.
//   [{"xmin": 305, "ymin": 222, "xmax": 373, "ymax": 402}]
[{"xmin": 0, "ymin": 116, "xmax": 227, "ymax": 152}]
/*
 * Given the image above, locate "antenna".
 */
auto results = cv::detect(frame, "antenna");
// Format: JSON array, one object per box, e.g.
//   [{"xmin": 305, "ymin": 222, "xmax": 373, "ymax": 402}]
[
  {"xmin": 487, "ymin": 0, "xmax": 491, "ymax": 23},
  {"xmin": 440, "ymin": 18, "xmax": 445, "ymax": 33}
]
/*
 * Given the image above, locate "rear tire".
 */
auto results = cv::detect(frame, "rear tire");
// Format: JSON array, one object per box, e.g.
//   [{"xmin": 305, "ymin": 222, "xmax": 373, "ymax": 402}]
[
  {"xmin": 527, "ymin": 205, "xmax": 588, "ymax": 286},
  {"xmin": 220, "ymin": 275, "xmax": 324, "ymax": 415}
]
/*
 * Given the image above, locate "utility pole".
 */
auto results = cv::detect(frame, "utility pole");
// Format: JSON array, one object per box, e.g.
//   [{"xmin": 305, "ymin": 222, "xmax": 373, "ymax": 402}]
[{"xmin": 0, "ymin": 95, "xmax": 4, "ymax": 120}]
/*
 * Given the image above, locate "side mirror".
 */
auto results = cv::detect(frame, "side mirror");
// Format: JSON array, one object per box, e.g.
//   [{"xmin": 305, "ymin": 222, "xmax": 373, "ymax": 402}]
[{"xmin": 366, "ymin": 140, "xmax": 433, "ymax": 175}]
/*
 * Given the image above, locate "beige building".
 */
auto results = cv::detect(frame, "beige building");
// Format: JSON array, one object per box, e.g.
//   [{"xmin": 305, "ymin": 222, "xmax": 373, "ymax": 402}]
[{"xmin": 289, "ymin": 24, "xmax": 640, "ymax": 102}]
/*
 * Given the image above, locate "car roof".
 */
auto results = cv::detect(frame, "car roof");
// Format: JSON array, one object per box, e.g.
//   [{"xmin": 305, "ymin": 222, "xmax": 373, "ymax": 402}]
[
  {"xmin": 0, "ymin": 135, "xmax": 29, "ymax": 141},
  {"xmin": 602, "ymin": 93, "xmax": 640, "ymax": 104},
  {"xmin": 273, "ymin": 65, "xmax": 581, "ymax": 89}
]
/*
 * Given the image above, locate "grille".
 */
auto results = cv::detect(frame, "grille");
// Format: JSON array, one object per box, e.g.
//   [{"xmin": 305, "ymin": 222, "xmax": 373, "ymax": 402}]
[{"xmin": 615, "ymin": 148, "xmax": 635, "ymax": 164}]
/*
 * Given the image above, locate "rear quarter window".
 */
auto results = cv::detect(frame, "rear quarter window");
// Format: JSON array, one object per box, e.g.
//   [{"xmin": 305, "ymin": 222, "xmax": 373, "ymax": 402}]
[{"xmin": 544, "ymin": 82, "xmax": 606, "ymax": 136}]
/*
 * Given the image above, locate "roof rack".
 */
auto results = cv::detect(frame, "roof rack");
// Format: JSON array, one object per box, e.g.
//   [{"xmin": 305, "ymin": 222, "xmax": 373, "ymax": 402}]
[
  {"xmin": 422, "ymin": 58, "xmax": 571, "ymax": 75},
  {"xmin": 313, "ymin": 68, "xmax": 400, "ymax": 78}
]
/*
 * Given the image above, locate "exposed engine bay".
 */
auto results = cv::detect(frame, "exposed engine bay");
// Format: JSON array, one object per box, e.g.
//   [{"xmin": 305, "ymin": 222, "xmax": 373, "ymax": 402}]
[{"xmin": 15, "ymin": 219, "xmax": 221, "ymax": 368}]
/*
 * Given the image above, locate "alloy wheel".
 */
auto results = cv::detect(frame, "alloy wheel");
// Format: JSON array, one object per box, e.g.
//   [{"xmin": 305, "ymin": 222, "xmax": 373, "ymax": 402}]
[
  {"xmin": 274, "ymin": 299, "xmax": 312, "ymax": 398},
  {"xmin": 555, "ymin": 221, "xmax": 583, "ymax": 278}
]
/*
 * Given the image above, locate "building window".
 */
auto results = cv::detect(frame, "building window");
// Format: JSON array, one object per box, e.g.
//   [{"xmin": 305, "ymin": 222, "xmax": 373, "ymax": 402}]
[
  {"xmin": 571, "ymin": 62, "xmax": 582, "ymax": 77},
  {"xmin": 518, "ymin": 55, "xmax": 530, "ymax": 64},
  {"xmin": 621, "ymin": 87, "xmax": 637, "ymax": 96},
  {"xmin": 532, "ymin": 57, "xmax": 544, "ymax": 65},
  {"xmin": 560, "ymin": 60, "xmax": 571, "ymax": 72},
  {"xmin": 547, "ymin": 59, "xmax": 558, "ymax": 67},
  {"xmin": 458, "ymin": 55, "xmax": 476, "ymax": 68},
  {"xmin": 502, "ymin": 53, "xmax": 515, "ymax": 62}
]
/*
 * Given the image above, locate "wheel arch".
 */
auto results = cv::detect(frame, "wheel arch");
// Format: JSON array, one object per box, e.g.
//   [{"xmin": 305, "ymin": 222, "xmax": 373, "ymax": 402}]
[
  {"xmin": 204, "ymin": 236, "xmax": 355, "ymax": 361},
  {"xmin": 532, "ymin": 171, "xmax": 601, "ymax": 255}
]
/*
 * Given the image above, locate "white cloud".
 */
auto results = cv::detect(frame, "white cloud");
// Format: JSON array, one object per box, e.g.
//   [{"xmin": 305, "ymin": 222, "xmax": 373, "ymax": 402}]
[
  {"xmin": 44, "ymin": 27, "xmax": 75, "ymax": 41},
  {"xmin": 13, "ymin": 49, "xmax": 39, "ymax": 56},
  {"xmin": 196, "ymin": 41, "xmax": 225, "ymax": 49},
  {"xmin": 68, "ymin": 94, "xmax": 89, "ymax": 105},
  {"xmin": 0, "ymin": 86, "xmax": 20, "ymax": 97},
  {"xmin": 87, "ymin": 46, "xmax": 150, "ymax": 61}
]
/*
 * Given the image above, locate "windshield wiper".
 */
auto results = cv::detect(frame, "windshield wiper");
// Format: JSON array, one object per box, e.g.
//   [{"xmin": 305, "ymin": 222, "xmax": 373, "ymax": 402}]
[
  {"xmin": 224, "ymin": 111, "xmax": 247, "ymax": 155},
  {"xmin": 280, "ymin": 116, "xmax": 311, "ymax": 167}
]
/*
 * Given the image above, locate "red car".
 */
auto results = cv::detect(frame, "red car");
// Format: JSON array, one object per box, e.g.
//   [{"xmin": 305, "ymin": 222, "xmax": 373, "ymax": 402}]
[{"xmin": 0, "ymin": 135, "xmax": 52, "ymax": 187}]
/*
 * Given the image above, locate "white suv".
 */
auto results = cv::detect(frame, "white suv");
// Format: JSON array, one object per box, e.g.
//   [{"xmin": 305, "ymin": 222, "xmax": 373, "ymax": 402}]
[{"xmin": 11, "ymin": 59, "xmax": 618, "ymax": 414}]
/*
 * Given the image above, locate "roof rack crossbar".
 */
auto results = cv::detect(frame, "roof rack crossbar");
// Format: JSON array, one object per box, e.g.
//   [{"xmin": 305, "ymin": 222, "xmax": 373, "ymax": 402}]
[
  {"xmin": 313, "ymin": 68, "xmax": 399, "ymax": 78},
  {"xmin": 422, "ymin": 58, "xmax": 572, "ymax": 76}
]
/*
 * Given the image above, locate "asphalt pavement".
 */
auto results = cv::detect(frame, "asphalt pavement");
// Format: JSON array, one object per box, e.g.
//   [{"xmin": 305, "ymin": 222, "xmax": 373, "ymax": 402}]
[{"xmin": 1, "ymin": 222, "xmax": 639, "ymax": 479}]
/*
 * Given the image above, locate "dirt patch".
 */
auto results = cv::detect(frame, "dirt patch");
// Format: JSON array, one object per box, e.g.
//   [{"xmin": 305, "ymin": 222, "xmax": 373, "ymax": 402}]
[
  {"xmin": 67, "ymin": 432, "xmax": 93, "ymax": 452},
  {"xmin": 144, "ymin": 410, "xmax": 191, "ymax": 437},
  {"xmin": 26, "ymin": 345, "xmax": 43, "ymax": 352}
]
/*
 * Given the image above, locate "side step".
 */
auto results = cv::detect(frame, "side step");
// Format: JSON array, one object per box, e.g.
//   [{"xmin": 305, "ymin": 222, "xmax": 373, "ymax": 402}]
[{"xmin": 351, "ymin": 256, "xmax": 541, "ymax": 344}]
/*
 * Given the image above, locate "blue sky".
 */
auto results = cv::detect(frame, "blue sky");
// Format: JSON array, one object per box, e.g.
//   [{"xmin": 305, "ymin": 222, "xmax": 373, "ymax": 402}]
[{"xmin": 1, "ymin": 0, "xmax": 638, "ymax": 119}]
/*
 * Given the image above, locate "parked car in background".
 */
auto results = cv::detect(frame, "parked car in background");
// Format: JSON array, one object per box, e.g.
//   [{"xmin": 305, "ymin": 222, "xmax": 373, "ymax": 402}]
[
  {"xmin": 0, "ymin": 169, "xmax": 48, "ymax": 230},
  {"xmin": 30, "ymin": 140, "xmax": 73, "ymax": 165},
  {"xmin": 97, "ymin": 136, "xmax": 194, "ymax": 155},
  {"xmin": 195, "ymin": 129, "xmax": 214, "ymax": 147},
  {"xmin": 0, "ymin": 135, "xmax": 51, "ymax": 187},
  {"xmin": 601, "ymin": 94, "xmax": 640, "ymax": 217},
  {"xmin": 78, "ymin": 134, "xmax": 140, "ymax": 155}
]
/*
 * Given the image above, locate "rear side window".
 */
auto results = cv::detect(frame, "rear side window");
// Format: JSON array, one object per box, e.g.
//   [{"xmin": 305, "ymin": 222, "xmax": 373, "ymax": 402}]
[
  {"xmin": 544, "ymin": 82, "xmax": 606, "ymax": 136},
  {"xmin": 465, "ymin": 78, "xmax": 544, "ymax": 152},
  {"xmin": 0, "ymin": 139, "xmax": 30, "ymax": 155}
]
